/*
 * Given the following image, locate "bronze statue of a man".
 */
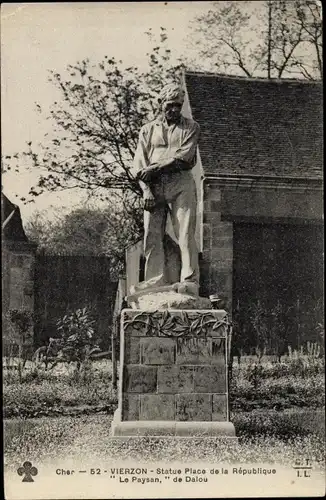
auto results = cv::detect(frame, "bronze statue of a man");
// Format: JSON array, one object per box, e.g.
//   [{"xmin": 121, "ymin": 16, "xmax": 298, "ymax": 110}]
[{"xmin": 133, "ymin": 83, "xmax": 200, "ymax": 296}]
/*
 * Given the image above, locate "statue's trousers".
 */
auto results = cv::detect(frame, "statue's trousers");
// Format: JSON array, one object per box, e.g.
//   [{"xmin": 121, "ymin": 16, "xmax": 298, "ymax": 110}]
[{"xmin": 143, "ymin": 170, "xmax": 199, "ymax": 285}]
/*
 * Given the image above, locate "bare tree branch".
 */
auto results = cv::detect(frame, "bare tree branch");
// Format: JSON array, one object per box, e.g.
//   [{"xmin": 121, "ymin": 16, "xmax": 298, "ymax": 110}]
[{"xmin": 188, "ymin": 0, "xmax": 322, "ymax": 80}]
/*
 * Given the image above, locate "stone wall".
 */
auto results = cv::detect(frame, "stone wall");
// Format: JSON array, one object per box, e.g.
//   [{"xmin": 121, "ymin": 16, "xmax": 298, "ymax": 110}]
[
  {"xmin": 200, "ymin": 183, "xmax": 233, "ymax": 308},
  {"xmin": 120, "ymin": 309, "xmax": 230, "ymax": 423},
  {"xmin": 200, "ymin": 177, "xmax": 323, "ymax": 315},
  {"xmin": 2, "ymin": 241, "xmax": 37, "ymax": 351},
  {"xmin": 3, "ymin": 241, "xmax": 36, "ymax": 314}
]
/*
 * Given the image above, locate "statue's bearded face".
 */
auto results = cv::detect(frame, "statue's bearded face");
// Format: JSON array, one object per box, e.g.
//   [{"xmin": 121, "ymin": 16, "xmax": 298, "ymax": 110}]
[{"xmin": 163, "ymin": 101, "xmax": 182, "ymax": 123}]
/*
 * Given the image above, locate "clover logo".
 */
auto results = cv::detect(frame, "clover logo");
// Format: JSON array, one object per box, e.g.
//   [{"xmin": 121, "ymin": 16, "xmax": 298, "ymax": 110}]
[{"xmin": 17, "ymin": 461, "xmax": 38, "ymax": 482}]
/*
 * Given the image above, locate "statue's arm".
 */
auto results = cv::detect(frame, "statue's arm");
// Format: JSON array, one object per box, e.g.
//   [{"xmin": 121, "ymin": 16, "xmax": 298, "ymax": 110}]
[
  {"xmin": 133, "ymin": 125, "xmax": 157, "ymax": 211},
  {"xmin": 133, "ymin": 126, "xmax": 150, "ymax": 174},
  {"xmin": 171, "ymin": 120, "xmax": 201, "ymax": 170},
  {"xmin": 139, "ymin": 180, "xmax": 157, "ymax": 212}
]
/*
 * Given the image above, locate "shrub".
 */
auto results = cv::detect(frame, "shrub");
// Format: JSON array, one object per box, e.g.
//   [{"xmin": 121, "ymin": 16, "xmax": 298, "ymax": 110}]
[
  {"xmin": 230, "ymin": 374, "xmax": 325, "ymax": 410},
  {"xmin": 3, "ymin": 376, "xmax": 118, "ymax": 418},
  {"xmin": 285, "ymin": 343, "xmax": 324, "ymax": 377},
  {"xmin": 245, "ymin": 361, "xmax": 265, "ymax": 390},
  {"xmin": 3, "ymin": 309, "xmax": 35, "ymax": 382},
  {"xmin": 54, "ymin": 307, "xmax": 99, "ymax": 370},
  {"xmin": 232, "ymin": 408, "xmax": 325, "ymax": 439}
]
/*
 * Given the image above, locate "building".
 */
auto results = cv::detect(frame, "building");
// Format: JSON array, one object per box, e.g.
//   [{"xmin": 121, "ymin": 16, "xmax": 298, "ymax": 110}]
[
  {"xmin": 2, "ymin": 192, "xmax": 37, "ymax": 317},
  {"xmin": 126, "ymin": 71, "xmax": 323, "ymax": 351},
  {"xmin": 185, "ymin": 71, "xmax": 323, "ymax": 349}
]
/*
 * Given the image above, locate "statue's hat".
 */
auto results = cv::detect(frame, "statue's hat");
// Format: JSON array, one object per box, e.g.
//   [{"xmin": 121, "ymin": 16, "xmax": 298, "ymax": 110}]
[{"xmin": 158, "ymin": 83, "xmax": 185, "ymax": 105}]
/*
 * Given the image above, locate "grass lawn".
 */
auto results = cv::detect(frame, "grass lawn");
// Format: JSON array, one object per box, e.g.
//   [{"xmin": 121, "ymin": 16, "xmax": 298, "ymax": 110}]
[
  {"xmin": 3, "ymin": 355, "xmax": 325, "ymax": 474},
  {"xmin": 4, "ymin": 414, "xmax": 325, "ymax": 472},
  {"xmin": 3, "ymin": 359, "xmax": 118, "ymax": 417},
  {"xmin": 3, "ymin": 358, "xmax": 325, "ymax": 418}
]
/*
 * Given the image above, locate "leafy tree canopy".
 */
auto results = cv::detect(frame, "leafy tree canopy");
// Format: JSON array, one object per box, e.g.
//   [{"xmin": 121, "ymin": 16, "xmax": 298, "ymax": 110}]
[{"xmin": 25, "ymin": 202, "xmax": 139, "ymax": 279}]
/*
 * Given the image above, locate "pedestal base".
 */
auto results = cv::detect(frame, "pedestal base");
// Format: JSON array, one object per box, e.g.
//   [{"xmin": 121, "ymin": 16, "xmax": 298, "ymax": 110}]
[
  {"xmin": 111, "ymin": 410, "xmax": 236, "ymax": 438},
  {"xmin": 117, "ymin": 308, "xmax": 237, "ymax": 440}
]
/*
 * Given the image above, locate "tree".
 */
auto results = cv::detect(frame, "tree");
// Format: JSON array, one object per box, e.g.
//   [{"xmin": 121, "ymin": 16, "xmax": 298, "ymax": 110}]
[
  {"xmin": 2, "ymin": 29, "xmax": 184, "ymax": 225},
  {"xmin": 25, "ymin": 203, "xmax": 141, "ymax": 278},
  {"xmin": 189, "ymin": 0, "xmax": 322, "ymax": 79}
]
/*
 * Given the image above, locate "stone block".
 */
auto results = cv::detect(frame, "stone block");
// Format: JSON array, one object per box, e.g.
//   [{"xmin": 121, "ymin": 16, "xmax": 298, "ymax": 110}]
[
  {"xmin": 10, "ymin": 255, "xmax": 25, "ymax": 268},
  {"xmin": 122, "ymin": 395, "xmax": 140, "ymax": 420},
  {"xmin": 203, "ymin": 201, "xmax": 212, "ymax": 213},
  {"xmin": 9, "ymin": 286, "xmax": 24, "ymax": 309},
  {"xmin": 141, "ymin": 337, "xmax": 175, "ymax": 365},
  {"xmin": 211, "ymin": 222, "xmax": 233, "ymax": 237},
  {"xmin": 203, "ymin": 238, "xmax": 212, "ymax": 251},
  {"xmin": 203, "ymin": 212, "xmax": 221, "ymax": 224},
  {"xmin": 211, "ymin": 235, "xmax": 233, "ymax": 249},
  {"xmin": 193, "ymin": 366, "xmax": 226, "ymax": 393},
  {"xmin": 211, "ymin": 249, "xmax": 233, "ymax": 262},
  {"xmin": 23, "ymin": 281, "xmax": 34, "ymax": 296},
  {"xmin": 140, "ymin": 394, "xmax": 175, "ymax": 420},
  {"xmin": 10, "ymin": 267, "xmax": 24, "ymax": 284},
  {"xmin": 212, "ymin": 395, "xmax": 228, "ymax": 421},
  {"xmin": 22, "ymin": 294, "xmax": 34, "ymax": 310},
  {"xmin": 176, "ymin": 394, "xmax": 212, "ymax": 421},
  {"xmin": 124, "ymin": 337, "xmax": 140, "ymax": 364},
  {"xmin": 157, "ymin": 366, "xmax": 194, "ymax": 393},
  {"xmin": 176, "ymin": 338, "xmax": 212, "ymax": 364},
  {"xmin": 212, "ymin": 339, "xmax": 226, "ymax": 362},
  {"xmin": 210, "ymin": 200, "xmax": 222, "ymax": 212},
  {"xmin": 202, "ymin": 250, "xmax": 211, "ymax": 261},
  {"xmin": 175, "ymin": 422, "xmax": 234, "ymax": 437},
  {"xmin": 110, "ymin": 425, "xmax": 237, "ymax": 439},
  {"xmin": 209, "ymin": 270, "xmax": 233, "ymax": 291},
  {"xmin": 112, "ymin": 421, "xmax": 176, "ymax": 437},
  {"xmin": 206, "ymin": 188, "xmax": 222, "ymax": 201},
  {"xmin": 203, "ymin": 223, "xmax": 211, "ymax": 240},
  {"xmin": 123, "ymin": 365, "xmax": 157, "ymax": 393}
]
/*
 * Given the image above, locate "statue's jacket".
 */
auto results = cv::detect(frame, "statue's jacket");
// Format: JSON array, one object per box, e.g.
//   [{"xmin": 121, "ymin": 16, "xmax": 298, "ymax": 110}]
[{"xmin": 133, "ymin": 115, "xmax": 200, "ymax": 174}]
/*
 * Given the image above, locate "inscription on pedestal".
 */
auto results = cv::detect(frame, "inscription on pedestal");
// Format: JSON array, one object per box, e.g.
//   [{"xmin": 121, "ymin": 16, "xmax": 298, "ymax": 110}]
[
  {"xmin": 141, "ymin": 337, "xmax": 175, "ymax": 365},
  {"xmin": 176, "ymin": 338, "xmax": 211, "ymax": 364}
]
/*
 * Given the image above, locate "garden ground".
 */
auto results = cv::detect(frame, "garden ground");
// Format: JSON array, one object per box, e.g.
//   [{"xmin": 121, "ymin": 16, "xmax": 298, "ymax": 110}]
[
  {"xmin": 3, "ymin": 353, "xmax": 325, "ymax": 471},
  {"xmin": 4, "ymin": 414, "xmax": 325, "ymax": 471}
]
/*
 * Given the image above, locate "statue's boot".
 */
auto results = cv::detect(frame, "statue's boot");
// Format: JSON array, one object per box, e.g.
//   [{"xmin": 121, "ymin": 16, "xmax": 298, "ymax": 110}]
[
  {"xmin": 130, "ymin": 275, "xmax": 168, "ymax": 295},
  {"xmin": 172, "ymin": 281, "xmax": 199, "ymax": 296}
]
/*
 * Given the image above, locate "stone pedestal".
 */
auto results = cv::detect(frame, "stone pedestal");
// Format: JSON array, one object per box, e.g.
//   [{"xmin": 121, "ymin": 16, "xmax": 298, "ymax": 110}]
[{"xmin": 111, "ymin": 309, "xmax": 236, "ymax": 438}]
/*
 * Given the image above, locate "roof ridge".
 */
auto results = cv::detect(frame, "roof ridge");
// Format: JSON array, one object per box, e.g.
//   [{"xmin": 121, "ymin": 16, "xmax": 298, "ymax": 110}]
[{"xmin": 185, "ymin": 70, "xmax": 322, "ymax": 85}]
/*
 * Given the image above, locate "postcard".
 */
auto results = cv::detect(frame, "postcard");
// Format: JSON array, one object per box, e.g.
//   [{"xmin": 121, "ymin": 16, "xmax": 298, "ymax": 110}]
[{"xmin": 2, "ymin": 2, "xmax": 324, "ymax": 498}]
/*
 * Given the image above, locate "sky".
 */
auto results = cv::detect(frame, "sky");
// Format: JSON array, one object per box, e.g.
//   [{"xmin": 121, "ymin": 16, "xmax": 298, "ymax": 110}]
[
  {"xmin": 1, "ymin": 1, "xmax": 318, "ymax": 224},
  {"xmin": 1, "ymin": 1, "xmax": 213, "ymax": 222}
]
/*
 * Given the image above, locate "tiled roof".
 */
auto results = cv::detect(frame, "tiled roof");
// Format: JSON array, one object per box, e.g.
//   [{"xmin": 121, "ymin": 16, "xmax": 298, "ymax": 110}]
[{"xmin": 185, "ymin": 72, "xmax": 323, "ymax": 179}]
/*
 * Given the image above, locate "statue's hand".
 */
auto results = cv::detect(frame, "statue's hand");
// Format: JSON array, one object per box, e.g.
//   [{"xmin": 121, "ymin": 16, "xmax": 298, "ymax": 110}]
[
  {"xmin": 143, "ymin": 191, "xmax": 157, "ymax": 212},
  {"xmin": 138, "ymin": 165, "xmax": 162, "ymax": 183}
]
